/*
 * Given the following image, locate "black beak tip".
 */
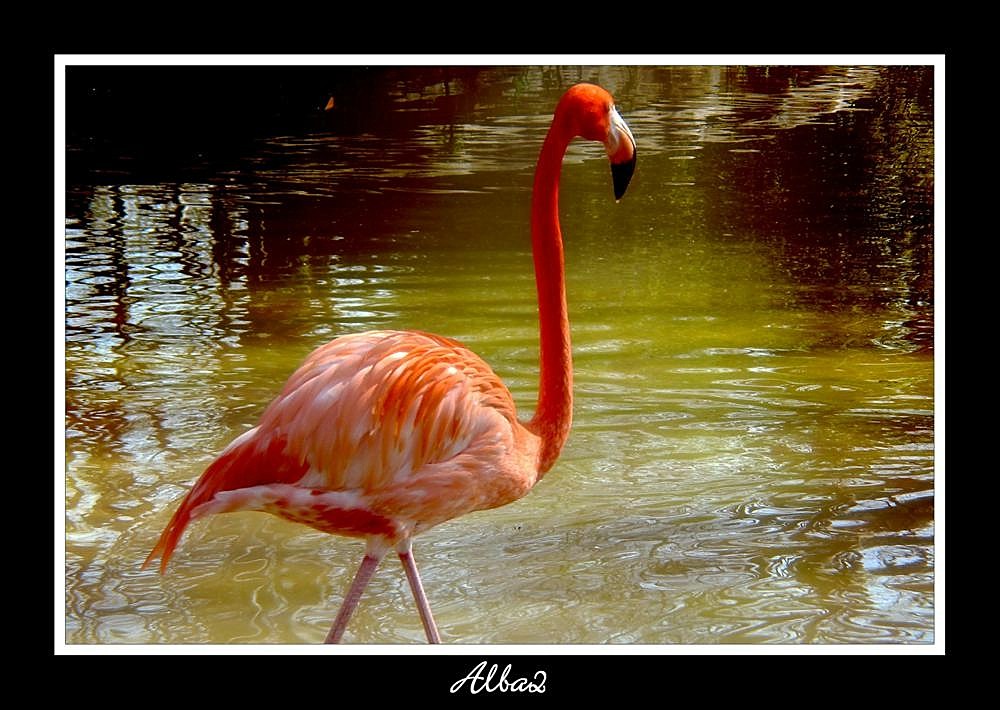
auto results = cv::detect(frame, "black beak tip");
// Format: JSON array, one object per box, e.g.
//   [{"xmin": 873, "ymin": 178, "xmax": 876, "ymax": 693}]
[{"xmin": 611, "ymin": 154, "xmax": 637, "ymax": 201}]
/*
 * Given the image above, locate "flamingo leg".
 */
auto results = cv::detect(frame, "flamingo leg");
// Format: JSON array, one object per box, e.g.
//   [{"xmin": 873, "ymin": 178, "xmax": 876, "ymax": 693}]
[
  {"xmin": 397, "ymin": 539, "xmax": 441, "ymax": 644},
  {"xmin": 324, "ymin": 549, "xmax": 384, "ymax": 644}
]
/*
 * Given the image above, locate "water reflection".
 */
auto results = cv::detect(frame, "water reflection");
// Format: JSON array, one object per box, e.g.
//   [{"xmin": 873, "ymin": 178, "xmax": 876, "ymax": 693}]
[{"xmin": 65, "ymin": 65, "xmax": 934, "ymax": 644}]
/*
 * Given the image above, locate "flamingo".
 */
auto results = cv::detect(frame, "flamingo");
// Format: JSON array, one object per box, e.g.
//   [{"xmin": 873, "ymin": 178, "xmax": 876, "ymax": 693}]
[{"xmin": 144, "ymin": 83, "xmax": 637, "ymax": 643}]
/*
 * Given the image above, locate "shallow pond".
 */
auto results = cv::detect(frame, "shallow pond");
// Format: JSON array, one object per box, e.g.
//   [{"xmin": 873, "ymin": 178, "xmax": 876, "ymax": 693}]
[{"xmin": 64, "ymin": 64, "xmax": 935, "ymax": 644}]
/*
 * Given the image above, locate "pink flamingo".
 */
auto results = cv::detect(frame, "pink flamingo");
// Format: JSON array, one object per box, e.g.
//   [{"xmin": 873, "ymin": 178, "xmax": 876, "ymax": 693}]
[{"xmin": 144, "ymin": 83, "xmax": 636, "ymax": 643}]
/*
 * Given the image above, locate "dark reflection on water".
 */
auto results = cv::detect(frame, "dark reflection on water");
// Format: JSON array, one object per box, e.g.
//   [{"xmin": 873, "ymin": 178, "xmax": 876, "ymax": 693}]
[{"xmin": 65, "ymin": 64, "xmax": 934, "ymax": 644}]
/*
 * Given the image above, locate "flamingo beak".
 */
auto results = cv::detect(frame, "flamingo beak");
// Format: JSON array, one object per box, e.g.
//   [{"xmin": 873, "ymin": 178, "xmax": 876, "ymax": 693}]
[{"xmin": 607, "ymin": 106, "xmax": 637, "ymax": 202}]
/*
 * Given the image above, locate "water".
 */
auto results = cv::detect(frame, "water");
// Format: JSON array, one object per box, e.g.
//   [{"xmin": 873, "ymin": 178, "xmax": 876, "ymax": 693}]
[{"xmin": 63, "ymin": 65, "xmax": 935, "ymax": 645}]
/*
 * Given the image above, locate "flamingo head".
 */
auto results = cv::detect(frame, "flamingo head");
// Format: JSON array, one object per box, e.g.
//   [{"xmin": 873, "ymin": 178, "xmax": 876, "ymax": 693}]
[{"xmin": 558, "ymin": 83, "xmax": 637, "ymax": 201}]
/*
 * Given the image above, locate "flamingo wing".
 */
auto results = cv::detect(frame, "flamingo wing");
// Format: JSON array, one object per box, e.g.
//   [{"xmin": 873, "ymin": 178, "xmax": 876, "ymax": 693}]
[{"xmin": 145, "ymin": 330, "xmax": 529, "ymax": 571}]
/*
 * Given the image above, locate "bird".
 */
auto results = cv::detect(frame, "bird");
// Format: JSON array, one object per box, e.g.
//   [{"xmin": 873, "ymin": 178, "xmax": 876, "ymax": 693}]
[{"xmin": 143, "ymin": 82, "xmax": 637, "ymax": 644}]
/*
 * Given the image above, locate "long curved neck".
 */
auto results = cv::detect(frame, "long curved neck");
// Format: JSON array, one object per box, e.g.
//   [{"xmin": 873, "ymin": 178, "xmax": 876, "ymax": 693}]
[{"xmin": 528, "ymin": 118, "xmax": 573, "ymax": 476}]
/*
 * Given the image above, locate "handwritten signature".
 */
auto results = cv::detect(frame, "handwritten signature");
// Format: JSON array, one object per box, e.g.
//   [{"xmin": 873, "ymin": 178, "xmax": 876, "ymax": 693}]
[{"xmin": 450, "ymin": 660, "xmax": 547, "ymax": 694}]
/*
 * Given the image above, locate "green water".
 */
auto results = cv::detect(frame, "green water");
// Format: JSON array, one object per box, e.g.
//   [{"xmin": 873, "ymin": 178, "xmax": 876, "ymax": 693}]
[{"xmin": 64, "ymin": 65, "xmax": 934, "ymax": 644}]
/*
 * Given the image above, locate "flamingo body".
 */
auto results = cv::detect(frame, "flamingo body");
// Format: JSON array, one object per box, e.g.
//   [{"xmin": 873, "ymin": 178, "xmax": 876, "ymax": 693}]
[
  {"xmin": 146, "ymin": 83, "xmax": 636, "ymax": 643},
  {"xmin": 147, "ymin": 330, "xmax": 539, "ymax": 570}
]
